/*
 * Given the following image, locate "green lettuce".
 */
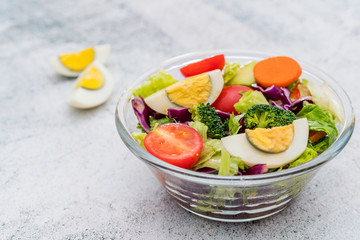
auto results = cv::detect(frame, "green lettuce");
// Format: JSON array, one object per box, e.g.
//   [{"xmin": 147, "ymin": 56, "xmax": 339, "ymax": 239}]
[
  {"xmin": 311, "ymin": 137, "xmax": 330, "ymax": 153},
  {"xmin": 288, "ymin": 147, "xmax": 318, "ymax": 168},
  {"xmin": 234, "ymin": 90, "xmax": 268, "ymax": 114},
  {"xmin": 132, "ymin": 69, "xmax": 178, "ymax": 98},
  {"xmin": 296, "ymin": 102, "xmax": 338, "ymax": 147},
  {"xmin": 192, "ymin": 139, "xmax": 222, "ymax": 170},
  {"xmin": 222, "ymin": 62, "xmax": 240, "ymax": 84},
  {"xmin": 149, "ymin": 116, "xmax": 173, "ymax": 131},
  {"xmin": 189, "ymin": 121, "xmax": 208, "ymax": 141},
  {"xmin": 228, "ymin": 113, "xmax": 244, "ymax": 135},
  {"xmin": 218, "ymin": 144, "xmax": 247, "ymax": 176},
  {"xmin": 219, "ymin": 144, "xmax": 231, "ymax": 175},
  {"xmin": 192, "ymin": 140, "xmax": 246, "ymax": 175},
  {"xmin": 131, "ymin": 132, "xmax": 147, "ymax": 148},
  {"xmin": 303, "ymin": 81, "xmax": 344, "ymax": 123}
]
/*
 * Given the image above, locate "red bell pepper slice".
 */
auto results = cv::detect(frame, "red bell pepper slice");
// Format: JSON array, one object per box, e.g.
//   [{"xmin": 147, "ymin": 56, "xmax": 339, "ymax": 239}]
[{"xmin": 180, "ymin": 54, "xmax": 225, "ymax": 77}]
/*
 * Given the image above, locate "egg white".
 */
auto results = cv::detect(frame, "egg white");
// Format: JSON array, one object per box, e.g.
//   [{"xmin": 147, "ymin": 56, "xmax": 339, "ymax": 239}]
[
  {"xmin": 49, "ymin": 44, "xmax": 110, "ymax": 77},
  {"xmin": 144, "ymin": 69, "xmax": 224, "ymax": 115},
  {"xmin": 221, "ymin": 118, "xmax": 309, "ymax": 168},
  {"xmin": 68, "ymin": 60, "xmax": 113, "ymax": 109}
]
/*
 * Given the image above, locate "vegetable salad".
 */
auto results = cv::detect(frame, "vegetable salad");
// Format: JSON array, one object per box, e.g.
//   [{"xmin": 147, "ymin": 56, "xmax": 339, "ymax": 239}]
[{"xmin": 130, "ymin": 54, "xmax": 342, "ymax": 176}]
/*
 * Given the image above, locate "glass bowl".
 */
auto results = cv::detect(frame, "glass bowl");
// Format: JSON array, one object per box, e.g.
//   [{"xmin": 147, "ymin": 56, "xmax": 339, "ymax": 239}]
[{"xmin": 115, "ymin": 50, "xmax": 355, "ymax": 222}]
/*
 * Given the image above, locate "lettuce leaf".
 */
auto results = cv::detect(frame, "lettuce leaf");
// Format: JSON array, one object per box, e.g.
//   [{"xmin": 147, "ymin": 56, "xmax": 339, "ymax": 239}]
[
  {"xmin": 132, "ymin": 69, "xmax": 178, "ymax": 98},
  {"xmin": 149, "ymin": 116, "xmax": 173, "ymax": 131},
  {"xmin": 192, "ymin": 139, "xmax": 222, "ymax": 169},
  {"xmin": 228, "ymin": 113, "xmax": 244, "ymax": 135},
  {"xmin": 219, "ymin": 144, "xmax": 247, "ymax": 176},
  {"xmin": 288, "ymin": 147, "xmax": 317, "ymax": 168},
  {"xmin": 311, "ymin": 136, "xmax": 330, "ymax": 153},
  {"xmin": 233, "ymin": 90, "xmax": 268, "ymax": 114},
  {"xmin": 189, "ymin": 121, "xmax": 208, "ymax": 141},
  {"xmin": 296, "ymin": 102, "xmax": 338, "ymax": 146},
  {"xmin": 219, "ymin": 144, "xmax": 231, "ymax": 175},
  {"xmin": 131, "ymin": 132, "xmax": 147, "ymax": 148},
  {"xmin": 192, "ymin": 140, "xmax": 246, "ymax": 175},
  {"xmin": 222, "ymin": 62, "xmax": 240, "ymax": 84},
  {"xmin": 303, "ymin": 81, "xmax": 343, "ymax": 123}
]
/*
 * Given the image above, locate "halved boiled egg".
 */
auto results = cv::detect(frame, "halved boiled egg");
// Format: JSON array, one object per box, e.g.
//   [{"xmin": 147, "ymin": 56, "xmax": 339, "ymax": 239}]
[
  {"xmin": 221, "ymin": 118, "xmax": 309, "ymax": 168},
  {"xmin": 49, "ymin": 44, "xmax": 110, "ymax": 77},
  {"xmin": 68, "ymin": 60, "xmax": 113, "ymax": 109},
  {"xmin": 246, "ymin": 124, "xmax": 295, "ymax": 153},
  {"xmin": 144, "ymin": 69, "xmax": 224, "ymax": 114}
]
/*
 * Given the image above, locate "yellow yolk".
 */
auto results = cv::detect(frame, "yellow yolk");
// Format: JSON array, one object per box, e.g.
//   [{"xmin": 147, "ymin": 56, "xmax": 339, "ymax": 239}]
[
  {"xmin": 59, "ymin": 48, "xmax": 95, "ymax": 72},
  {"xmin": 166, "ymin": 73, "xmax": 212, "ymax": 107},
  {"xmin": 76, "ymin": 66, "xmax": 104, "ymax": 90},
  {"xmin": 245, "ymin": 124, "xmax": 295, "ymax": 153}
]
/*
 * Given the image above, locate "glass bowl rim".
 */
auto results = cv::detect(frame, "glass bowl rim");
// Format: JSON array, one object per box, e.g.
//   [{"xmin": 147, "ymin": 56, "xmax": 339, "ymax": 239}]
[{"xmin": 115, "ymin": 49, "xmax": 355, "ymax": 181}]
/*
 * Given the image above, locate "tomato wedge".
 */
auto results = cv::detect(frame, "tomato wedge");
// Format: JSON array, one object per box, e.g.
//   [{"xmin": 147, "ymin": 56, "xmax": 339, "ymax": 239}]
[
  {"xmin": 180, "ymin": 54, "xmax": 225, "ymax": 77},
  {"xmin": 290, "ymin": 82, "xmax": 301, "ymax": 100},
  {"xmin": 144, "ymin": 123, "xmax": 203, "ymax": 169},
  {"xmin": 211, "ymin": 86, "xmax": 252, "ymax": 114}
]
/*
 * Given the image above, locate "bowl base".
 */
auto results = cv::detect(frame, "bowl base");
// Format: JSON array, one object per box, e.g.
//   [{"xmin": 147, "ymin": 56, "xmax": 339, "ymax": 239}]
[{"xmin": 176, "ymin": 199, "xmax": 290, "ymax": 222}]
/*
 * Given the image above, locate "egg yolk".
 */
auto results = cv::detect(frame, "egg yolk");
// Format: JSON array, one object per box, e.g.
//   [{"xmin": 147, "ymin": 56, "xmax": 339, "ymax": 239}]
[
  {"xmin": 76, "ymin": 66, "xmax": 104, "ymax": 90},
  {"xmin": 166, "ymin": 73, "xmax": 212, "ymax": 107},
  {"xmin": 246, "ymin": 124, "xmax": 295, "ymax": 153},
  {"xmin": 59, "ymin": 48, "xmax": 95, "ymax": 72}
]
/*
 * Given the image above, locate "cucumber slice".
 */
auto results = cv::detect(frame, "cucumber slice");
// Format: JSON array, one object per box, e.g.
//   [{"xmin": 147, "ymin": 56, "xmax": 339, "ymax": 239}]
[{"xmin": 228, "ymin": 61, "xmax": 256, "ymax": 86}]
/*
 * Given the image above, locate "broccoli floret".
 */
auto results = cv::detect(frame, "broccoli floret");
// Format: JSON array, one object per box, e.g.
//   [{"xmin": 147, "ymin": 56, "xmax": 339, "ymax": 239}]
[
  {"xmin": 244, "ymin": 104, "xmax": 296, "ymax": 129},
  {"xmin": 190, "ymin": 103, "xmax": 227, "ymax": 139}
]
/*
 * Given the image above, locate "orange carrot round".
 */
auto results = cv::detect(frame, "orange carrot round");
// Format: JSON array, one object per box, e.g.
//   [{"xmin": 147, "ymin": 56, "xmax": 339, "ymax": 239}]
[{"xmin": 253, "ymin": 56, "xmax": 302, "ymax": 88}]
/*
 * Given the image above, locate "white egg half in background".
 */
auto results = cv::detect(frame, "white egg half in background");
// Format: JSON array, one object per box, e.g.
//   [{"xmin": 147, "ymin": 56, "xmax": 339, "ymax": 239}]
[
  {"xmin": 49, "ymin": 44, "xmax": 110, "ymax": 77},
  {"xmin": 221, "ymin": 118, "xmax": 309, "ymax": 168},
  {"xmin": 68, "ymin": 60, "xmax": 113, "ymax": 109},
  {"xmin": 144, "ymin": 69, "xmax": 224, "ymax": 115}
]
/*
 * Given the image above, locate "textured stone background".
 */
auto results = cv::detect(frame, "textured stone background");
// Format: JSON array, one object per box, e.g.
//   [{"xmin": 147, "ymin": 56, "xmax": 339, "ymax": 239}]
[{"xmin": 1, "ymin": 0, "xmax": 359, "ymax": 239}]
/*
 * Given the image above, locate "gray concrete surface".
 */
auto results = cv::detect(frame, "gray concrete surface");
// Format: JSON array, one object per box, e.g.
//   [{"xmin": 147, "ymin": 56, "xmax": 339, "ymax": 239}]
[{"xmin": 1, "ymin": 0, "xmax": 359, "ymax": 239}]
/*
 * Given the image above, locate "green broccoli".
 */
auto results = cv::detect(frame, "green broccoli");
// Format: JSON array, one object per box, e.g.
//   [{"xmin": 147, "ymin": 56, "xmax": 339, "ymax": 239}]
[
  {"xmin": 190, "ymin": 103, "xmax": 227, "ymax": 139},
  {"xmin": 244, "ymin": 104, "xmax": 296, "ymax": 129}
]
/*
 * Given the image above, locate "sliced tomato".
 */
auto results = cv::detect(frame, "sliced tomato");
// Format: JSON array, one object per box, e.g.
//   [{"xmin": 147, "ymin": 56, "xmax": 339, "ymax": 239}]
[
  {"xmin": 180, "ymin": 54, "xmax": 225, "ymax": 77},
  {"xmin": 211, "ymin": 86, "xmax": 252, "ymax": 114},
  {"xmin": 144, "ymin": 123, "xmax": 203, "ymax": 169},
  {"xmin": 290, "ymin": 82, "xmax": 301, "ymax": 100}
]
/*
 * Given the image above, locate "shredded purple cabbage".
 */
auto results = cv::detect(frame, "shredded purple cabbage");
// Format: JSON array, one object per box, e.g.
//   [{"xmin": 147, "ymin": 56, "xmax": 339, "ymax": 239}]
[
  {"xmin": 131, "ymin": 96, "xmax": 151, "ymax": 133},
  {"xmin": 252, "ymin": 84, "xmax": 292, "ymax": 105},
  {"xmin": 270, "ymin": 101, "xmax": 287, "ymax": 109},
  {"xmin": 245, "ymin": 164, "xmax": 268, "ymax": 175},
  {"xmin": 167, "ymin": 108, "xmax": 192, "ymax": 122},
  {"xmin": 252, "ymin": 83, "xmax": 313, "ymax": 113},
  {"xmin": 238, "ymin": 116, "xmax": 246, "ymax": 134},
  {"xmin": 131, "ymin": 96, "xmax": 165, "ymax": 133},
  {"xmin": 216, "ymin": 110, "xmax": 231, "ymax": 122},
  {"xmin": 290, "ymin": 96, "xmax": 313, "ymax": 114}
]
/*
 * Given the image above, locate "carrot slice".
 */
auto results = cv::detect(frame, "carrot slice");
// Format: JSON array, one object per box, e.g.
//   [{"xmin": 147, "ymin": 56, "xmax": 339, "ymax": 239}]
[{"xmin": 253, "ymin": 56, "xmax": 302, "ymax": 88}]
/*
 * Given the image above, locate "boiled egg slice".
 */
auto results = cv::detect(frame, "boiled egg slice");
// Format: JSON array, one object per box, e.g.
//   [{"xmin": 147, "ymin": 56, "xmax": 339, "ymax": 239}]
[
  {"xmin": 49, "ymin": 44, "xmax": 110, "ymax": 77},
  {"xmin": 144, "ymin": 69, "xmax": 224, "ymax": 114},
  {"xmin": 246, "ymin": 124, "xmax": 295, "ymax": 153},
  {"xmin": 68, "ymin": 60, "xmax": 113, "ymax": 109},
  {"xmin": 221, "ymin": 118, "xmax": 309, "ymax": 168}
]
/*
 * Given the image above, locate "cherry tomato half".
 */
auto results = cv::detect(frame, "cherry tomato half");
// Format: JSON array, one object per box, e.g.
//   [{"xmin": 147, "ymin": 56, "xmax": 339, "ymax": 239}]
[
  {"xmin": 144, "ymin": 123, "xmax": 203, "ymax": 169},
  {"xmin": 180, "ymin": 54, "xmax": 225, "ymax": 77},
  {"xmin": 211, "ymin": 86, "xmax": 252, "ymax": 114}
]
